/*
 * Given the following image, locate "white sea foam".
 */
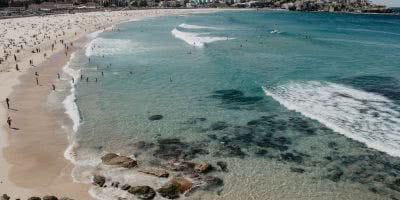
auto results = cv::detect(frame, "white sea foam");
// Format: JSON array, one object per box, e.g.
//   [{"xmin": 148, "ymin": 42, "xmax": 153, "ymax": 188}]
[
  {"xmin": 62, "ymin": 53, "xmax": 82, "ymax": 166},
  {"xmin": 263, "ymin": 81, "xmax": 400, "ymax": 157},
  {"xmin": 62, "ymin": 53, "xmax": 81, "ymax": 133},
  {"xmin": 178, "ymin": 23, "xmax": 219, "ymax": 30},
  {"xmin": 85, "ymin": 38, "xmax": 145, "ymax": 57},
  {"xmin": 171, "ymin": 28, "xmax": 233, "ymax": 47}
]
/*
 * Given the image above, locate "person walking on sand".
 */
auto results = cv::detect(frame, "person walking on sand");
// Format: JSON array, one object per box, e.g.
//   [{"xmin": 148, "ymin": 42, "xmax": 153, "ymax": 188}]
[
  {"xmin": 52, "ymin": 84, "xmax": 56, "ymax": 91},
  {"xmin": 6, "ymin": 98, "xmax": 10, "ymax": 109},
  {"xmin": 57, "ymin": 73, "xmax": 60, "ymax": 79},
  {"xmin": 14, "ymin": 54, "xmax": 16, "ymax": 61},
  {"xmin": 72, "ymin": 77, "xmax": 75, "ymax": 84},
  {"xmin": 36, "ymin": 77, "xmax": 39, "ymax": 85},
  {"xmin": 15, "ymin": 64, "xmax": 19, "ymax": 71},
  {"xmin": 7, "ymin": 117, "xmax": 11, "ymax": 128}
]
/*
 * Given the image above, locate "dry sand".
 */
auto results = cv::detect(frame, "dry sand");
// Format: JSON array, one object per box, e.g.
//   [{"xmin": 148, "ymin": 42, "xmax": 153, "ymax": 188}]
[{"xmin": 0, "ymin": 8, "xmax": 226, "ymax": 199}]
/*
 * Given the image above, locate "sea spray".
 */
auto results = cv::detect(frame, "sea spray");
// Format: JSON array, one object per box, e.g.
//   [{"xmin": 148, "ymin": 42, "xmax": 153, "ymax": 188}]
[{"xmin": 263, "ymin": 81, "xmax": 400, "ymax": 157}]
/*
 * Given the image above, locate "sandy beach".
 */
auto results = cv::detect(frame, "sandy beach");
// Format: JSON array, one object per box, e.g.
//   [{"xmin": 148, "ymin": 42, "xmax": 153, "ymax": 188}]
[{"xmin": 0, "ymin": 9, "xmax": 225, "ymax": 199}]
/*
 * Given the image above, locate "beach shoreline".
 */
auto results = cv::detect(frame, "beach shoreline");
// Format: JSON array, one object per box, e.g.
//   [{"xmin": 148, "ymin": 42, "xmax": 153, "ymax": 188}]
[{"xmin": 0, "ymin": 8, "xmax": 229, "ymax": 199}]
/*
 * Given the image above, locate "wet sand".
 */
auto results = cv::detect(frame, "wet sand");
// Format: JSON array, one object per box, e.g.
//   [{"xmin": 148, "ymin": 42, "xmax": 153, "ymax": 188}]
[{"xmin": 3, "ymin": 40, "xmax": 90, "ymax": 199}]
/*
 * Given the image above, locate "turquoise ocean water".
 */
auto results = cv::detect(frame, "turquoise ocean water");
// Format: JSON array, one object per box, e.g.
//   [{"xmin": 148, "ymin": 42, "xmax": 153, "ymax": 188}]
[{"xmin": 63, "ymin": 10, "xmax": 400, "ymax": 199}]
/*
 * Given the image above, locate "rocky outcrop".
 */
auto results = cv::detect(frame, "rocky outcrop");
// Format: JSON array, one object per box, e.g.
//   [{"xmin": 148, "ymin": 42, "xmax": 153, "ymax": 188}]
[
  {"xmin": 157, "ymin": 177, "xmax": 193, "ymax": 199},
  {"xmin": 170, "ymin": 177, "xmax": 193, "ymax": 193},
  {"xmin": 194, "ymin": 162, "xmax": 212, "ymax": 173},
  {"xmin": 139, "ymin": 167, "xmax": 170, "ymax": 178},
  {"xmin": 93, "ymin": 175, "xmax": 106, "ymax": 187},
  {"xmin": 128, "ymin": 186, "xmax": 156, "ymax": 200},
  {"xmin": 101, "ymin": 153, "xmax": 137, "ymax": 168}
]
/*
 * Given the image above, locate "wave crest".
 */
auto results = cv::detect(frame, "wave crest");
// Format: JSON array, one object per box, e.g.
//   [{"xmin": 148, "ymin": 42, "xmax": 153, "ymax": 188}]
[
  {"xmin": 263, "ymin": 81, "xmax": 400, "ymax": 157},
  {"xmin": 171, "ymin": 28, "xmax": 233, "ymax": 47}
]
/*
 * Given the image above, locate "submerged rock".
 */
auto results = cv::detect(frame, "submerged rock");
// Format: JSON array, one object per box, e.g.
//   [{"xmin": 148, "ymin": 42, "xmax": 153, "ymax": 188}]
[
  {"xmin": 128, "ymin": 186, "xmax": 156, "ymax": 200},
  {"xmin": 93, "ymin": 175, "xmax": 106, "ymax": 187},
  {"xmin": 101, "ymin": 153, "xmax": 137, "ymax": 168},
  {"xmin": 135, "ymin": 141, "xmax": 155, "ymax": 150},
  {"xmin": 43, "ymin": 196, "xmax": 58, "ymax": 200},
  {"xmin": 149, "ymin": 115, "xmax": 163, "ymax": 121},
  {"xmin": 111, "ymin": 181, "xmax": 120, "ymax": 188},
  {"xmin": 210, "ymin": 121, "xmax": 229, "ymax": 131},
  {"xmin": 121, "ymin": 184, "xmax": 131, "ymax": 191},
  {"xmin": 139, "ymin": 167, "xmax": 170, "ymax": 178},
  {"xmin": 201, "ymin": 176, "xmax": 224, "ymax": 190},
  {"xmin": 157, "ymin": 183, "xmax": 180, "ymax": 199},
  {"xmin": 290, "ymin": 167, "xmax": 305, "ymax": 173},
  {"xmin": 216, "ymin": 161, "xmax": 228, "ymax": 172}
]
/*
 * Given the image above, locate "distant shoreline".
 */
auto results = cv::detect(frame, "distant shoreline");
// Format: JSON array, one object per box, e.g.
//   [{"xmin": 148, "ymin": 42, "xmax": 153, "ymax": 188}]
[{"xmin": 0, "ymin": 6, "xmax": 399, "ymax": 20}]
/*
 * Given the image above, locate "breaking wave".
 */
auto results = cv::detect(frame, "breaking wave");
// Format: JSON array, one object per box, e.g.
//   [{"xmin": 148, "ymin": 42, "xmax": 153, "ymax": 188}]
[
  {"xmin": 178, "ymin": 23, "xmax": 219, "ymax": 30},
  {"xmin": 263, "ymin": 81, "xmax": 400, "ymax": 157},
  {"xmin": 171, "ymin": 28, "xmax": 233, "ymax": 47},
  {"xmin": 85, "ymin": 38, "xmax": 145, "ymax": 57}
]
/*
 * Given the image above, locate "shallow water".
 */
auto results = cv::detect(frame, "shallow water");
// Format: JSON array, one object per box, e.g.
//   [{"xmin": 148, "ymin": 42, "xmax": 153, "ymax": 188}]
[{"xmin": 63, "ymin": 10, "xmax": 400, "ymax": 199}]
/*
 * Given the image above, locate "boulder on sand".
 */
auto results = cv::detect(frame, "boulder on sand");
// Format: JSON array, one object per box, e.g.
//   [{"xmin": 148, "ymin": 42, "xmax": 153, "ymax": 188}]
[
  {"xmin": 93, "ymin": 175, "xmax": 106, "ymax": 187},
  {"xmin": 28, "ymin": 198, "xmax": 41, "ymax": 200},
  {"xmin": 101, "ymin": 153, "xmax": 137, "ymax": 168},
  {"xmin": 139, "ymin": 167, "xmax": 169, "ymax": 178},
  {"xmin": 1, "ymin": 194, "xmax": 10, "ymax": 200},
  {"xmin": 170, "ymin": 177, "xmax": 193, "ymax": 193},
  {"xmin": 43, "ymin": 196, "xmax": 58, "ymax": 200},
  {"xmin": 128, "ymin": 186, "xmax": 156, "ymax": 200}
]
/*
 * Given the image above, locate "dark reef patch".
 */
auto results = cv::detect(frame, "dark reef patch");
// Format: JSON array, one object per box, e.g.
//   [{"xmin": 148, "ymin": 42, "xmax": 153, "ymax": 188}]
[
  {"xmin": 340, "ymin": 75, "xmax": 400, "ymax": 101},
  {"xmin": 153, "ymin": 138, "xmax": 209, "ymax": 160},
  {"xmin": 209, "ymin": 89, "xmax": 264, "ymax": 110}
]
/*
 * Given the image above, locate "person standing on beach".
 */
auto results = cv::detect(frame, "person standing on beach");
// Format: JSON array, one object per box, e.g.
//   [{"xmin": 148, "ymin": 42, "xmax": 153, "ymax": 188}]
[
  {"xmin": 6, "ymin": 98, "xmax": 10, "ymax": 109},
  {"xmin": 72, "ymin": 78, "xmax": 75, "ymax": 84},
  {"xmin": 35, "ymin": 72, "xmax": 39, "ymax": 85},
  {"xmin": 14, "ymin": 54, "xmax": 16, "ymax": 61},
  {"xmin": 7, "ymin": 117, "xmax": 11, "ymax": 128},
  {"xmin": 58, "ymin": 73, "xmax": 60, "ymax": 79},
  {"xmin": 15, "ymin": 64, "xmax": 19, "ymax": 71},
  {"xmin": 52, "ymin": 84, "xmax": 56, "ymax": 91}
]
